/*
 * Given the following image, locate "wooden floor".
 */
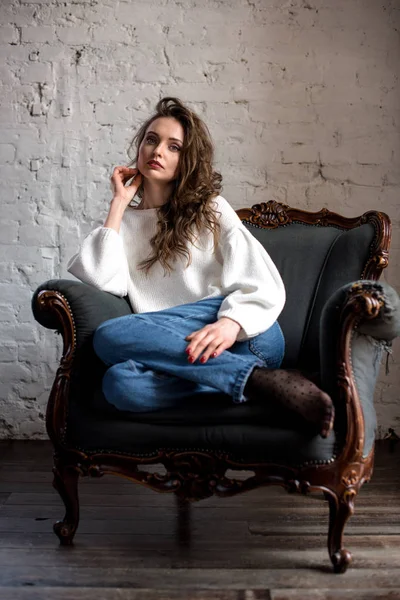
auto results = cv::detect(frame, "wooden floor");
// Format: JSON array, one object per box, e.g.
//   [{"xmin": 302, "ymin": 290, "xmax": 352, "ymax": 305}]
[{"xmin": 0, "ymin": 441, "xmax": 399, "ymax": 600}]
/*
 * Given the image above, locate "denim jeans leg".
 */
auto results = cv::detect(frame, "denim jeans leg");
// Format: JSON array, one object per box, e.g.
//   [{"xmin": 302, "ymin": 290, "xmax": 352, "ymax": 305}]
[
  {"xmin": 236, "ymin": 321, "xmax": 285, "ymax": 369},
  {"xmin": 93, "ymin": 296, "xmax": 285, "ymax": 410},
  {"xmin": 102, "ymin": 359, "xmax": 220, "ymax": 412}
]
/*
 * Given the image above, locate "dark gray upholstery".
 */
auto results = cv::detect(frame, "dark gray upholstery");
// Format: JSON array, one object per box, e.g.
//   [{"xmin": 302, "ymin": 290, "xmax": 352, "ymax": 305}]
[
  {"xmin": 243, "ymin": 222, "xmax": 375, "ymax": 370},
  {"xmin": 67, "ymin": 401, "xmax": 338, "ymax": 464}
]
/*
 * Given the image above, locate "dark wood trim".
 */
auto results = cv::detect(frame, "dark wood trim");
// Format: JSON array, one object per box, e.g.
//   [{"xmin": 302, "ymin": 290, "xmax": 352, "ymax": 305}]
[
  {"xmin": 31, "ymin": 201, "xmax": 392, "ymax": 573},
  {"xmin": 36, "ymin": 290, "xmax": 76, "ymax": 447},
  {"xmin": 335, "ymin": 282, "xmax": 385, "ymax": 465}
]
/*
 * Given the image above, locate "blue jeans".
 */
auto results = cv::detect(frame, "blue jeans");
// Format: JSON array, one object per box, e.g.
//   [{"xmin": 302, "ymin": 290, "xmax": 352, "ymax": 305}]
[{"xmin": 93, "ymin": 295, "xmax": 285, "ymax": 413}]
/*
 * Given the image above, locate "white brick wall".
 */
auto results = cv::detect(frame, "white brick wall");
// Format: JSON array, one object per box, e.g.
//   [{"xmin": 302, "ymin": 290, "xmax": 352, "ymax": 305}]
[{"xmin": 0, "ymin": 0, "xmax": 399, "ymax": 439}]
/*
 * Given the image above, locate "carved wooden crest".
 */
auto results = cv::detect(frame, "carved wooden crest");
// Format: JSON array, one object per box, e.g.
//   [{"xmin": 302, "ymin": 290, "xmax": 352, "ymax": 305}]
[{"xmin": 247, "ymin": 200, "xmax": 291, "ymax": 229}]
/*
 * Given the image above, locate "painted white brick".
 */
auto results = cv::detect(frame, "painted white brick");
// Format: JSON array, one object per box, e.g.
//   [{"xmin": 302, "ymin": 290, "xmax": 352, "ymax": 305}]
[
  {"xmin": 94, "ymin": 103, "xmax": 130, "ymax": 126},
  {"xmin": 21, "ymin": 0, "xmax": 54, "ymax": 3},
  {"xmin": 19, "ymin": 222, "xmax": 57, "ymax": 247},
  {"xmin": 114, "ymin": 3, "xmax": 183, "ymax": 28},
  {"xmin": 0, "ymin": 106, "xmax": 17, "ymax": 124},
  {"xmin": 0, "ymin": 26, "xmax": 19, "ymax": 44},
  {"xmin": 169, "ymin": 43, "xmax": 240, "ymax": 65},
  {"xmin": 280, "ymin": 146, "xmax": 320, "ymax": 165},
  {"xmin": 0, "ymin": 5, "xmax": 35, "ymax": 27},
  {"xmin": 56, "ymin": 26, "xmax": 92, "ymax": 45},
  {"xmin": 21, "ymin": 26, "xmax": 56, "ymax": 43},
  {"xmin": 18, "ymin": 343, "xmax": 39, "ymax": 363},
  {"xmin": 2, "ymin": 323, "xmax": 40, "ymax": 344},
  {"xmin": 162, "ymin": 82, "xmax": 233, "ymax": 103},
  {"xmin": 0, "ymin": 144, "xmax": 16, "ymax": 164},
  {"xmin": 136, "ymin": 61, "xmax": 169, "ymax": 83},
  {"xmin": 248, "ymin": 184, "xmax": 287, "ymax": 205},
  {"xmin": 0, "ymin": 305, "xmax": 16, "ymax": 322},
  {"xmin": 92, "ymin": 26, "xmax": 131, "ymax": 44},
  {"xmin": 20, "ymin": 63, "xmax": 52, "ymax": 84},
  {"xmin": 0, "ymin": 284, "xmax": 32, "ymax": 306},
  {"xmin": 321, "ymin": 164, "xmax": 390, "ymax": 188},
  {"xmin": 134, "ymin": 25, "xmax": 168, "ymax": 46},
  {"xmin": 0, "ymin": 65, "xmax": 17, "ymax": 86},
  {"xmin": 0, "ymin": 363, "xmax": 34, "ymax": 383},
  {"xmin": 0, "ymin": 221, "xmax": 18, "ymax": 244},
  {"xmin": 0, "ymin": 343, "xmax": 18, "ymax": 362}
]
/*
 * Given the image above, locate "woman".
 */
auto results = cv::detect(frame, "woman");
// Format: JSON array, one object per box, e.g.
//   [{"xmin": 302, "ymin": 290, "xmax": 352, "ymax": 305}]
[{"xmin": 68, "ymin": 97, "xmax": 334, "ymax": 438}]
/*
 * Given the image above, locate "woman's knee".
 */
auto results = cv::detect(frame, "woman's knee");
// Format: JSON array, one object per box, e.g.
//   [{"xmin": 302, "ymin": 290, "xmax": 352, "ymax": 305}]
[
  {"xmin": 102, "ymin": 362, "xmax": 154, "ymax": 413},
  {"xmin": 249, "ymin": 321, "xmax": 285, "ymax": 368},
  {"xmin": 102, "ymin": 364, "xmax": 136, "ymax": 411},
  {"xmin": 93, "ymin": 319, "xmax": 121, "ymax": 363},
  {"xmin": 102, "ymin": 364, "xmax": 120, "ymax": 406}
]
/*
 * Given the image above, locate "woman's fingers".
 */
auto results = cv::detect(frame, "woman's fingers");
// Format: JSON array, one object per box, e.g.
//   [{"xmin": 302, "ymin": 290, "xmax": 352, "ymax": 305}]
[
  {"xmin": 112, "ymin": 166, "xmax": 138, "ymax": 182},
  {"xmin": 114, "ymin": 166, "xmax": 137, "ymax": 175},
  {"xmin": 110, "ymin": 166, "xmax": 142, "ymax": 201},
  {"xmin": 127, "ymin": 171, "xmax": 142, "ymax": 188},
  {"xmin": 186, "ymin": 331, "xmax": 209, "ymax": 363},
  {"xmin": 186, "ymin": 320, "xmax": 240, "ymax": 364},
  {"xmin": 187, "ymin": 332, "xmax": 223, "ymax": 364},
  {"xmin": 199, "ymin": 340, "xmax": 226, "ymax": 364}
]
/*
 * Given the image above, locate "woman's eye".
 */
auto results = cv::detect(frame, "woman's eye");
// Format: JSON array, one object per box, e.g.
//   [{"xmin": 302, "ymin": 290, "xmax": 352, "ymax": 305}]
[{"xmin": 145, "ymin": 137, "xmax": 181, "ymax": 151}]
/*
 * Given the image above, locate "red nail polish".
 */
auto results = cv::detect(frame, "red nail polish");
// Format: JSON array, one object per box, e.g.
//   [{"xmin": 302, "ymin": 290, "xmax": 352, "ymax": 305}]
[
  {"xmin": 188, "ymin": 356, "xmax": 195, "ymax": 363},
  {"xmin": 200, "ymin": 356, "xmax": 206, "ymax": 363},
  {"xmin": 186, "ymin": 348, "xmax": 191, "ymax": 354},
  {"xmin": 212, "ymin": 352, "xmax": 217, "ymax": 358}
]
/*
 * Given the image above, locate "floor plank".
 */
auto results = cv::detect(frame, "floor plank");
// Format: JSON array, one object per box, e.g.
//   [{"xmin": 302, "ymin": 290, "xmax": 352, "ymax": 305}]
[
  {"xmin": 3, "ymin": 566, "xmax": 400, "ymax": 588},
  {"xmin": 0, "ymin": 547, "xmax": 400, "ymax": 569},
  {"xmin": 2, "ymin": 503, "xmax": 399, "ymax": 520},
  {"xmin": 1, "ymin": 589, "xmax": 398, "ymax": 600},
  {"xmin": 0, "ymin": 590, "xmax": 272, "ymax": 600}
]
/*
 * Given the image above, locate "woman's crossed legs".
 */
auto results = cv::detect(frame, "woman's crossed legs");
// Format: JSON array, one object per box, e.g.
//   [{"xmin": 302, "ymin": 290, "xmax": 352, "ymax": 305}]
[{"xmin": 93, "ymin": 296, "xmax": 333, "ymax": 437}]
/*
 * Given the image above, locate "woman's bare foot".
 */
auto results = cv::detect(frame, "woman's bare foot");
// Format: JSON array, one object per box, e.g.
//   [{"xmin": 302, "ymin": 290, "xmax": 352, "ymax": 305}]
[{"xmin": 244, "ymin": 367, "xmax": 334, "ymax": 438}]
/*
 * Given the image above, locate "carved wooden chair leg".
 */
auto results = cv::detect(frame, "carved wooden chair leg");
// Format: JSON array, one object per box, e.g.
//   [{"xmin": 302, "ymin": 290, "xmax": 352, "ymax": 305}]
[
  {"xmin": 324, "ymin": 489, "xmax": 355, "ymax": 573},
  {"xmin": 175, "ymin": 493, "xmax": 191, "ymax": 546},
  {"xmin": 52, "ymin": 463, "xmax": 80, "ymax": 545}
]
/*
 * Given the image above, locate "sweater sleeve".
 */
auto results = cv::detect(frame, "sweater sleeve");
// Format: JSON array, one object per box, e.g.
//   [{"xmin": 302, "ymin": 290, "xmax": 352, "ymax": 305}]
[
  {"xmin": 67, "ymin": 226, "xmax": 129, "ymax": 297},
  {"xmin": 217, "ymin": 224, "xmax": 286, "ymax": 341}
]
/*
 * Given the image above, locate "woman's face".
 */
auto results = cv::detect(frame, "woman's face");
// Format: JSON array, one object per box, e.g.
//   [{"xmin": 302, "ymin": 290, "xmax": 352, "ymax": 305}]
[{"xmin": 137, "ymin": 117, "xmax": 184, "ymax": 184}]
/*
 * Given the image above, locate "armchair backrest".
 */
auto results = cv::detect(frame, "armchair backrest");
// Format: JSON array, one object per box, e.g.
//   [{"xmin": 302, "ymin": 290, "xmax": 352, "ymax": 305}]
[{"xmin": 238, "ymin": 202, "xmax": 391, "ymax": 372}]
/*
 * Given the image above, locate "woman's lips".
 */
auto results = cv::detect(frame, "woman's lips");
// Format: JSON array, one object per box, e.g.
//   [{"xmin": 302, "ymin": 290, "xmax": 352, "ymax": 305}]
[{"xmin": 147, "ymin": 161, "xmax": 163, "ymax": 169}]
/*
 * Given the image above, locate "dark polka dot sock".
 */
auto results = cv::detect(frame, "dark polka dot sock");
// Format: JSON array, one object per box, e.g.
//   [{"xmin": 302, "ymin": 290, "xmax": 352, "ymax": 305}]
[{"xmin": 244, "ymin": 367, "xmax": 334, "ymax": 438}]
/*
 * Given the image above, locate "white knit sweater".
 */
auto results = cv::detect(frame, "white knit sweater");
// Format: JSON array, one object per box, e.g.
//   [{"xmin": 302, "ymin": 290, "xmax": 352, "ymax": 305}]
[{"xmin": 67, "ymin": 195, "xmax": 285, "ymax": 341}]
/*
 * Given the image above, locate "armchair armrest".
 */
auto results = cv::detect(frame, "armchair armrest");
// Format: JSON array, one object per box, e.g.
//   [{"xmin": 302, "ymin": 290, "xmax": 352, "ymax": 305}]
[
  {"xmin": 32, "ymin": 279, "xmax": 133, "ymax": 350},
  {"xmin": 31, "ymin": 279, "xmax": 132, "ymax": 447},
  {"xmin": 320, "ymin": 280, "xmax": 400, "ymax": 460}
]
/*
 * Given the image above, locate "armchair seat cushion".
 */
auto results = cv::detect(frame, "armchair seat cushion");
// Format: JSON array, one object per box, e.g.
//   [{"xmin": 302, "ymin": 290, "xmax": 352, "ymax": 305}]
[{"xmin": 68, "ymin": 388, "xmax": 337, "ymax": 464}]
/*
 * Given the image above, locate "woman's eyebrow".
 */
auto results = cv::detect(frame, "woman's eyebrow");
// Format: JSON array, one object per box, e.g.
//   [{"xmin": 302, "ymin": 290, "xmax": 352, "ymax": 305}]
[{"xmin": 147, "ymin": 131, "xmax": 183, "ymax": 143}]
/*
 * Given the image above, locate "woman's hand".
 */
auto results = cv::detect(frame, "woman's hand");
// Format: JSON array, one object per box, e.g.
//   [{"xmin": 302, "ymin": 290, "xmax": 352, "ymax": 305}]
[
  {"xmin": 185, "ymin": 317, "xmax": 242, "ymax": 364},
  {"xmin": 104, "ymin": 166, "xmax": 143, "ymax": 232},
  {"xmin": 110, "ymin": 166, "xmax": 143, "ymax": 207}
]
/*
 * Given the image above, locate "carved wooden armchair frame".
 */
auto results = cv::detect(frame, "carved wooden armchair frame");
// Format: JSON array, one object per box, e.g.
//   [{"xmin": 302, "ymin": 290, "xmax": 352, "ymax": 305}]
[{"xmin": 33, "ymin": 201, "xmax": 394, "ymax": 574}]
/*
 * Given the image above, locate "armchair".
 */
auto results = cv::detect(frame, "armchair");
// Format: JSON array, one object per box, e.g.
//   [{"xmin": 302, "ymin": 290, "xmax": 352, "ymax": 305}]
[{"xmin": 31, "ymin": 200, "xmax": 400, "ymax": 573}]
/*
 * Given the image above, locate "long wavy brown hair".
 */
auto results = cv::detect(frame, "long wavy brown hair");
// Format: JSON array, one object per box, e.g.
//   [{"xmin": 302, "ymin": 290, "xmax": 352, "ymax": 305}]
[{"xmin": 127, "ymin": 97, "xmax": 223, "ymax": 274}]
